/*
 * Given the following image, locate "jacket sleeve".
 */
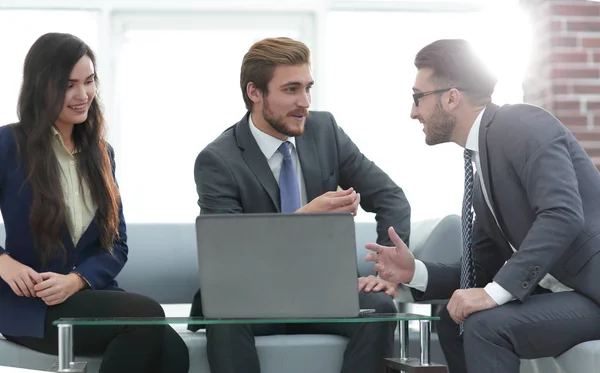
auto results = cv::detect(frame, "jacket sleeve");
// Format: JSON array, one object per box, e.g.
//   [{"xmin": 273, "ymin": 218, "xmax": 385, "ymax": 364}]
[
  {"xmin": 194, "ymin": 147, "xmax": 243, "ymax": 215},
  {"xmin": 493, "ymin": 106, "xmax": 584, "ymax": 301}
]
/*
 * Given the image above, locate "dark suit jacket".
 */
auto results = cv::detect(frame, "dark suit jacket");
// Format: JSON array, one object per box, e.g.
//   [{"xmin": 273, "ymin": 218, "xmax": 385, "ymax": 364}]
[
  {"xmin": 0, "ymin": 124, "xmax": 128, "ymax": 338},
  {"xmin": 414, "ymin": 103, "xmax": 600, "ymax": 305},
  {"xmin": 188, "ymin": 111, "xmax": 411, "ymax": 326}
]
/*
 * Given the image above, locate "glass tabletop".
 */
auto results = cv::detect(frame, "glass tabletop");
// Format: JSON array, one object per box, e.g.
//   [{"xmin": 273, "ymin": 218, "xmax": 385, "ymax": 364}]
[{"xmin": 53, "ymin": 313, "xmax": 438, "ymax": 326}]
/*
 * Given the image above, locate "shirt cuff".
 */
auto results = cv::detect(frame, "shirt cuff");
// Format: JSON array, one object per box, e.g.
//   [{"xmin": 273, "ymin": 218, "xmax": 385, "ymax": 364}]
[
  {"xmin": 406, "ymin": 259, "xmax": 428, "ymax": 292},
  {"xmin": 71, "ymin": 270, "xmax": 92, "ymax": 289},
  {"xmin": 484, "ymin": 281, "xmax": 516, "ymax": 306}
]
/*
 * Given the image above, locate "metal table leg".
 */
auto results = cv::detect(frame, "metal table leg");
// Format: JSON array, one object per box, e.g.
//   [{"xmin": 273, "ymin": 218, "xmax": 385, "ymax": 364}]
[
  {"xmin": 399, "ymin": 320, "xmax": 409, "ymax": 361},
  {"xmin": 384, "ymin": 320, "xmax": 447, "ymax": 373},
  {"xmin": 51, "ymin": 325, "xmax": 87, "ymax": 373}
]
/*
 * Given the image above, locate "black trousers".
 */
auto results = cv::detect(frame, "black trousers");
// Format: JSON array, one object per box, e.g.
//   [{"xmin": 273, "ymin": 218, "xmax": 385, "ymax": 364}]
[
  {"xmin": 205, "ymin": 291, "xmax": 397, "ymax": 373},
  {"xmin": 3, "ymin": 290, "xmax": 189, "ymax": 373}
]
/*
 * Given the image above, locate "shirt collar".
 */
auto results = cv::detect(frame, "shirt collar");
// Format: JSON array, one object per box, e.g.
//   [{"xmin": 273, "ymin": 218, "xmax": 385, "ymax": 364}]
[
  {"xmin": 248, "ymin": 113, "xmax": 296, "ymax": 159},
  {"xmin": 51, "ymin": 126, "xmax": 79, "ymax": 154},
  {"xmin": 465, "ymin": 107, "xmax": 486, "ymax": 153}
]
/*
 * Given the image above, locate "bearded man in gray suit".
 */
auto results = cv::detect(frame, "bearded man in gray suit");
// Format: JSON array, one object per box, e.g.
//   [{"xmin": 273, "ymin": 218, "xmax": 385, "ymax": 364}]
[
  {"xmin": 366, "ymin": 39, "xmax": 600, "ymax": 373},
  {"xmin": 190, "ymin": 37, "xmax": 412, "ymax": 373}
]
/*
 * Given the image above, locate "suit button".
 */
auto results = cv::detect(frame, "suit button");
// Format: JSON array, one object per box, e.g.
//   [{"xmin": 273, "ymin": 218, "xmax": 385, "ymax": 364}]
[
  {"xmin": 533, "ymin": 265, "xmax": 540, "ymax": 271},
  {"xmin": 521, "ymin": 281, "xmax": 529, "ymax": 289}
]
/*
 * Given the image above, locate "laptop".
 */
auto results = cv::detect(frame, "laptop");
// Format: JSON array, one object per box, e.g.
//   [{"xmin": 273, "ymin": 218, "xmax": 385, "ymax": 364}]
[{"xmin": 195, "ymin": 212, "xmax": 361, "ymax": 319}]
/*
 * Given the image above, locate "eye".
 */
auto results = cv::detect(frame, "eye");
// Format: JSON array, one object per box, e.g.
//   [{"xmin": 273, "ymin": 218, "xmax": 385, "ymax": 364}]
[
  {"xmin": 285, "ymin": 87, "xmax": 296, "ymax": 93},
  {"xmin": 85, "ymin": 80, "xmax": 94, "ymax": 85}
]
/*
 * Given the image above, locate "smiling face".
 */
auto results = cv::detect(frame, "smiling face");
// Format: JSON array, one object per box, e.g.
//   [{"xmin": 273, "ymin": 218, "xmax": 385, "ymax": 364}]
[
  {"xmin": 249, "ymin": 63, "xmax": 313, "ymax": 140},
  {"xmin": 410, "ymin": 68, "xmax": 457, "ymax": 146},
  {"xmin": 54, "ymin": 54, "xmax": 96, "ymax": 128}
]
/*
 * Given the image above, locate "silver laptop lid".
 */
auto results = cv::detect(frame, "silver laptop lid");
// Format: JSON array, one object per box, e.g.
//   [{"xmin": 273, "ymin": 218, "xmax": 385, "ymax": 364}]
[{"xmin": 195, "ymin": 213, "xmax": 360, "ymax": 319}]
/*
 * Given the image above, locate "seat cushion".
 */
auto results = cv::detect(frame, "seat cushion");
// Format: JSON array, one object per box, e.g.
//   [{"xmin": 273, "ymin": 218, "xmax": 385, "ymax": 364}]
[{"xmin": 555, "ymin": 340, "xmax": 600, "ymax": 373}]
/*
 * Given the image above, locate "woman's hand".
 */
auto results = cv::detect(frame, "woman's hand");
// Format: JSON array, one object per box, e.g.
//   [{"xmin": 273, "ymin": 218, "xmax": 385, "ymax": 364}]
[
  {"xmin": 0, "ymin": 254, "xmax": 43, "ymax": 297},
  {"xmin": 34, "ymin": 272, "xmax": 86, "ymax": 306}
]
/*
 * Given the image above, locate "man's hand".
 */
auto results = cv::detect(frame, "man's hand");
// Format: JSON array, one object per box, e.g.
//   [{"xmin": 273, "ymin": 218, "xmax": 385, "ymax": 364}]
[
  {"xmin": 0, "ymin": 254, "xmax": 43, "ymax": 297},
  {"xmin": 446, "ymin": 288, "xmax": 498, "ymax": 324},
  {"xmin": 34, "ymin": 272, "xmax": 86, "ymax": 306},
  {"xmin": 358, "ymin": 275, "xmax": 398, "ymax": 298},
  {"xmin": 365, "ymin": 227, "xmax": 416, "ymax": 284},
  {"xmin": 297, "ymin": 188, "xmax": 360, "ymax": 216}
]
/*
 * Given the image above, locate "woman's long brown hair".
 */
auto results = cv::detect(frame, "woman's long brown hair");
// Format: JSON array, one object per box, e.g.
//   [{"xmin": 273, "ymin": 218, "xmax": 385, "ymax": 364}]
[{"xmin": 13, "ymin": 32, "xmax": 120, "ymax": 265}]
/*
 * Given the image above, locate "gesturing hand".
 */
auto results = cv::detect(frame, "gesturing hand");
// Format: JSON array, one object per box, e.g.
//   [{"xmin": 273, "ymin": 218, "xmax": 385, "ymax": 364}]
[
  {"xmin": 297, "ymin": 188, "xmax": 360, "ymax": 216},
  {"xmin": 365, "ymin": 227, "xmax": 416, "ymax": 285}
]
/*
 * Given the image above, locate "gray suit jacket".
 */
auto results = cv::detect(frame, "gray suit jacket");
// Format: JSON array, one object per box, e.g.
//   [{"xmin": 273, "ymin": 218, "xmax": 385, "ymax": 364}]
[
  {"xmin": 188, "ymin": 111, "xmax": 411, "ymax": 325},
  {"xmin": 415, "ymin": 103, "xmax": 600, "ymax": 305}
]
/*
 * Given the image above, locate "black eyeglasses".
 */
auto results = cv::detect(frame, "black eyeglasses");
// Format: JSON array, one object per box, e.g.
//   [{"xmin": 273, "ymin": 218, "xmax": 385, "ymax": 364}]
[{"xmin": 412, "ymin": 87, "xmax": 465, "ymax": 107}]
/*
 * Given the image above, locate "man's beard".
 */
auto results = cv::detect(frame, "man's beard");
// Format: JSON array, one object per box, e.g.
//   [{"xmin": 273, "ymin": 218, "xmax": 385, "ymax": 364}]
[
  {"xmin": 424, "ymin": 100, "xmax": 456, "ymax": 146},
  {"xmin": 262, "ymin": 99, "xmax": 307, "ymax": 137}
]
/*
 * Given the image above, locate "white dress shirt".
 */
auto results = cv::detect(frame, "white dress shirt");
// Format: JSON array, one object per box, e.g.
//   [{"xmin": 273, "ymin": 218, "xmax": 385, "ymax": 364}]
[
  {"xmin": 407, "ymin": 107, "xmax": 572, "ymax": 305},
  {"xmin": 248, "ymin": 114, "xmax": 308, "ymax": 207}
]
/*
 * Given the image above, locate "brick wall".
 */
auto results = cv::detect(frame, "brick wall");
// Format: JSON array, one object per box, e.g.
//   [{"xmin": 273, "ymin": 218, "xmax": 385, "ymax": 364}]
[{"xmin": 521, "ymin": 0, "xmax": 600, "ymax": 167}]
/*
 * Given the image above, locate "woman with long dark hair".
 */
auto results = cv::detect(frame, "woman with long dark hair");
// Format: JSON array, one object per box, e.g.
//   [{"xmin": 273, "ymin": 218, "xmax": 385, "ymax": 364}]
[{"xmin": 0, "ymin": 32, "xmax": 189, "ymax": 373}]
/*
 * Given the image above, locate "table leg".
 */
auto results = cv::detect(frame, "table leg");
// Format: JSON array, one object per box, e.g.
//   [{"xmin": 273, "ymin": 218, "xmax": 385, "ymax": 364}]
[
  {"xmin": 53, "ymin": 325, "xmax": 87, "ymax": 373},
  {"xmin": 384, "ymin": 320, "xmax": 447, "ymax": 372}
]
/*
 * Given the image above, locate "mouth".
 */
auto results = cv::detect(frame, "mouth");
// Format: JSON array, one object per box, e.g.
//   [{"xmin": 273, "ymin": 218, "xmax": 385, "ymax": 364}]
[
  {"xmin": 68, "ymin": 103, "xmax": 88, "ymax": 113},
  {"xmin": 289, "ymin": 113, "xmax": 307, "ymax": 120}
]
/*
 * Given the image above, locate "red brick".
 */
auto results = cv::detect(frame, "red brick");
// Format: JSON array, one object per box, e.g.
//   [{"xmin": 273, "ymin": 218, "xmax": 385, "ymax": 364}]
[
  {"xmin": 552, "ymin": 84, "xmax": 570, "ymax": 95},
  {"xmin": 567, "ymin": 21, "xmax": 600, "ymax": 33},
  {"xmin": 573, "ymin": 85, "xmax": 600, "ymax": 94},
  {"xmin": 587, "ymin": 102, "xmax": 600, "ymax": 111},
  {"xmin": 554, "ymin": 101, "xmax": 581, "ymax": 111},
  {"xmin": 585, "ymin": 149, "xmax": 600, "ymax": 158},
  {"xmin": 582, "ymin": 37, "xmax": 600, "ymax": 48},
  {"xmin": 551, "ymin": 68, "xmax": 599, "ymax": 79},
  {"xmin": 551, "ymin": 20, "xmax": 563, "ymax": 32},
  {"xmin": 551, "ymin": 3, "xmax": 600, "ymax": 17},
  {"xmin": 551, "ymin": 36, "xmax": 579, "ymax": 48},
  {"xmin": 557, "ymin": 115, "xmax": 587, "ymax": 127},
  {"xmin": 549, "ymin": 51, "xmax": 588, "ymax": 64},
  {"xmin": 572, "ymin": 131, "xmax": 600, "ymax": 142},
  {"xmin": 594, "ymin": 52, "xmax": 600, "ymax": 63}
]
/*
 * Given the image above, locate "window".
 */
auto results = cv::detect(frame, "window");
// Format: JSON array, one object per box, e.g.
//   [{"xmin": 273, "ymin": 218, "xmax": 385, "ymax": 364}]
[
  {"xmin": 111, "ymin": 13, "xmax": 315, "ymax": 222},
  {"xmin": 0, "ymin": 10, "xmax": 99, "ymax": 126},
  {"xmin": 0, "ymin": 9, "xmax": 99, "ymax": 223}
]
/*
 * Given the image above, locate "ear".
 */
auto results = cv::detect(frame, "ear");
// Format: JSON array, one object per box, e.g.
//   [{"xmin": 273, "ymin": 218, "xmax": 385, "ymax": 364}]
[
  {"xmin": 246, "ymin": 82, "xmax": 263, "ymax": 105},
  {"xmin": 447, "ymin": 88, "xmax": 461, "ymax": 110}
]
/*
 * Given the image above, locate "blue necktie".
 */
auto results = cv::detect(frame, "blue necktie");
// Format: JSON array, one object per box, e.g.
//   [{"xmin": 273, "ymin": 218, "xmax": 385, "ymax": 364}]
[
  {"xmin": 460, "ymin": 149, "xmax": 476, "ymax": 333},
  {"xmin": 279, "ymin": 141, "xmax": 301, "ymax": 213}
]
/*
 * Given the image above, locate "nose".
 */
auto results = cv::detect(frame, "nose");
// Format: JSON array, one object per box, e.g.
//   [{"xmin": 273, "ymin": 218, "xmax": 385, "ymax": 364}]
[
  {"xmin": 297, "ymin": 91, "xmax": 310, "ymax": 108},
  {"xmin": 74, "ymin": 85, "xmax": 88, "ymax": 102},
  {"xmin": 410, "ymin": 103, "xmax": 419, "ymax": 120}
]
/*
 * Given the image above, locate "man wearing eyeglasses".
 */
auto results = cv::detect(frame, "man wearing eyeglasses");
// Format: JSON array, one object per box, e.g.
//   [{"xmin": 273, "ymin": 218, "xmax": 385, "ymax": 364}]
[{"xmin": 366, "ymin": 38, "xmax": 600, "ymax": 373}]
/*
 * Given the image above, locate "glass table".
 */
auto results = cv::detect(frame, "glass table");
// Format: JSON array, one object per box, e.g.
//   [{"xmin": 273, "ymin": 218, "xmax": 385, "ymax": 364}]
[{"xmin": 52, "ymin": 313, "xmax": 447, "ymax": 373}]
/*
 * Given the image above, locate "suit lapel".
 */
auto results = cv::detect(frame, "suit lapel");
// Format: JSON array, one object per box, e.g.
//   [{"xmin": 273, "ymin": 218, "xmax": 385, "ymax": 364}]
[
  {"xmin": 478, "ymin": 103, "xmax": 514, "ymax": 251},
  {"xmin": 295, "ymin": 120, "xmax": 323, "ymax": 203},
  {"xmin": 236, "ymin": 114, "xmax": 281, "ymax": 211},
  {"xmin": 478, "ymin": 103, "xmax": 499, "ymax": 213}
]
